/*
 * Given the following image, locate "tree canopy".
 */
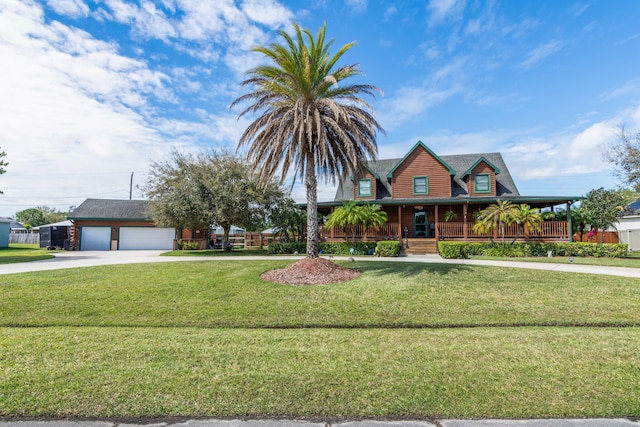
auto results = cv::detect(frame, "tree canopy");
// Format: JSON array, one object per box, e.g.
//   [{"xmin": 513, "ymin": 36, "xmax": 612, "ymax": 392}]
[
  {"xmin": 580, "ymin": 187, "xmax": 626, "ymax": 242},
  {"xmin": 145, "ymin": 150, "xmax": 287, "ymax": 246},
  {"xmin": 15, "ymin": 206, "xmax": 67, "ymax": 227},
  {"xmin": 232, "ymin": 22, "xmax": 383, "ymax": 258},
  {"xmin": 605, "ymin": 127, "xmax": 640, "ymax": 191}
]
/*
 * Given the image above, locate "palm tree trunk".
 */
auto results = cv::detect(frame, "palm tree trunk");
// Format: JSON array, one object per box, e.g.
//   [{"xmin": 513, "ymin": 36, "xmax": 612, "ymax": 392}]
[{"xmin": 305, "ymin": 153, "xmax": 319, "ymax": 259}]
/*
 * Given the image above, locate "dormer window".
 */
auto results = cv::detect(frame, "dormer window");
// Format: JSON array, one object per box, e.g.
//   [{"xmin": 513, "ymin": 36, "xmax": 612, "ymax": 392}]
[
  {"xmin": 358, "ymin": 178, "xmax": 372, "ymax": 197},
  {"xmin": 413, "ymin": 176, "xmax": 428, "ymax": 195},
  {"xmin": 474, "ymin": 174, "xmax": 491, "ymax": 193}
]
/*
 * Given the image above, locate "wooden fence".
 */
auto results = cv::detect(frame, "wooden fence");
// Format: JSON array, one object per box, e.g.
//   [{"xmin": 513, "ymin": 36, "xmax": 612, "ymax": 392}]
[{"xmin": 9, "ymin": 232, "xmax": 39, "ymax": 244}]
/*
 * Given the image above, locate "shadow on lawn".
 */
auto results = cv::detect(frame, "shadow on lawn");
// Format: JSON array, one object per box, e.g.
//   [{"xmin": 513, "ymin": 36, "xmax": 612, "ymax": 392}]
[{"xmin": 344, "ymin": 259, "xmax": 474, "ymax": 277}]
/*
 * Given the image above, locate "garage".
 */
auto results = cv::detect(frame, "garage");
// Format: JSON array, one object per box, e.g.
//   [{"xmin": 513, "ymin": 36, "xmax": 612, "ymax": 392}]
[
  {"xmin": 80, "ymin": 226, "xmax": 111, "ymax": 251},
  {"xmin": 118, "ymin": 227, "xmax": 175, "ymax": 250}
]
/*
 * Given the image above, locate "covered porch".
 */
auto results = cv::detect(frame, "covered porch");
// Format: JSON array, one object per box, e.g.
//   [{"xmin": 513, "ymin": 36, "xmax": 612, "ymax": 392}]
[{"xmin": 315, "ymin": 197, "xmax": 576, "ymax": 252}]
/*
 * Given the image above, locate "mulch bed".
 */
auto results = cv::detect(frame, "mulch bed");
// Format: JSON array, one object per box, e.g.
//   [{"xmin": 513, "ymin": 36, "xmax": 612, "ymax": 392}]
[{"xmin": 260, "ymin": 257, "xmax": 362, "ymax": 285}]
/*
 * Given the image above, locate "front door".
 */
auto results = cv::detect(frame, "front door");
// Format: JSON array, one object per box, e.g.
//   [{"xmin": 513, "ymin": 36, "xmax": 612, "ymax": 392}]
[{"xmin": 414, "ymin": 210, "xmax": 428, "ymax": 237}]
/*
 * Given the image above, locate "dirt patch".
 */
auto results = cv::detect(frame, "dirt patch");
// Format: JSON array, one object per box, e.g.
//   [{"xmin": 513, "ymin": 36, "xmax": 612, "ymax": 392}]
[{"xmin": 261, "ymin": 257, "xmax": 361, "ymax": 285}]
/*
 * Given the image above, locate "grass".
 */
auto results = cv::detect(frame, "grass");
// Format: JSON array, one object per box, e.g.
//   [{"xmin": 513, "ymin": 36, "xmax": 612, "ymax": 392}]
[
  {"xmin": 163, "ymin": 248, "xmax": 270, "ymax": 256},
  {"xmin": 0, "ymin": 244, "xmax": 55, "ymax": 264},
  {"xmin": 2, "ymin": 260, "xmax": 640, "ymax": 418},
  {"xmin": 2, "ymin": 261, "xmax": 640, "ymax": 328},
  {"xmin": 470, "ymin": 251, "xmax": 640, "ymax": 268}
]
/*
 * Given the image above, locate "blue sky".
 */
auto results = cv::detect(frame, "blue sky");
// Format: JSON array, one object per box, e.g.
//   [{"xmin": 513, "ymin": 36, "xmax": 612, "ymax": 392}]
[{"xmin": 1, "ymin": 0, "xmax": 640, "ymax": 217}]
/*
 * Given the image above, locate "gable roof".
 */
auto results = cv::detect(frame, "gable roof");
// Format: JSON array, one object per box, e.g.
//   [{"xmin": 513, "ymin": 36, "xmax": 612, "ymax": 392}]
[
  {"xmin": 68, "ymin": 199, "xmax": 152, "ymax": 221},
  {"xmin": 333, "ymin": 148, "xmax": 520, "ymax": 202},
  {"xmin": 462, "ymin": 156, "xmax": 501, "ymax": 177},
  {"xmin": 386, "ymin": 141, "xmax": 456, "ymax": 179}
]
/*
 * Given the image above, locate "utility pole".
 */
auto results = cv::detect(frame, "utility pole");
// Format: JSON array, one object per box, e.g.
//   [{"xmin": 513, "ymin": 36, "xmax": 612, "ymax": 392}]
[{"xmin": 129, "ymin": 172, "xmax": 134, "ymax": 200}]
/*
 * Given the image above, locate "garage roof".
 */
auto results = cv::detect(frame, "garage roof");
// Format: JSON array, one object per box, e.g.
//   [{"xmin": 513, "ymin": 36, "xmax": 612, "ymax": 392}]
[{"xmin": 69, "ymin": 199, "xmax": 151, "ymax": 221}]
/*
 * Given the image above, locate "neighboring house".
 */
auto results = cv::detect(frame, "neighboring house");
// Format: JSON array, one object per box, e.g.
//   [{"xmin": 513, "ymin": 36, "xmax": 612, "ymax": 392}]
[
  {"xmin": 616, "ymin": 200, "xmax": 640, "ymax": 251},
  {"xmin": 0, "ymin": 218, "xmax": 10, "ymax": 248},
  {"xmin": 69, "ymin": 199, "xmax": 177, "ymax": 251},
  {"xmin": 315, "ymin": 141, "xmax": 580, "ymax": 253}
]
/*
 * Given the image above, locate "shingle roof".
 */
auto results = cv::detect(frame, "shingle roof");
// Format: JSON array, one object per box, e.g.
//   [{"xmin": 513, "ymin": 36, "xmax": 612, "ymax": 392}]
[
  {"xmin": 68, "ymin": 199, "xmax": 151, "ymax": 220},
  {"xmin": 333, "ymin": 151, "xmax": 520, "ymax": 202}
]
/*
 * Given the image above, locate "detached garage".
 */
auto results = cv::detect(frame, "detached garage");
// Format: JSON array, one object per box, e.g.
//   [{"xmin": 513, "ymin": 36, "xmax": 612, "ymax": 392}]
[{"xmin": 69, "ymin": 199, "xmax": 177, "ymax": 251}]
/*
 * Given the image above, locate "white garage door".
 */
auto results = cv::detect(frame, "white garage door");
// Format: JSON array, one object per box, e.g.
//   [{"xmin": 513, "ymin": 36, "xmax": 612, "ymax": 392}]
[
  {"xmin": 80, "ymin": 227, "xmax": 111, "ymax": 251},
  {"xmin": 119, "ymin": 227, "xmax": 175, "ymax": 250}
]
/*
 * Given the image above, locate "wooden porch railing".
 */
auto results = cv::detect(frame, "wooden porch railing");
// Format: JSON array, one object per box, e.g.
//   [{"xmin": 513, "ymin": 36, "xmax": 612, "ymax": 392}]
[
  {"xmin": 436, "ymin": 221, "xmax": 568, "ymax": 239},
  {"xmin": 308, "ymin": 221, "xmax": 569, "ymax": 241},
  {"xmin": 317, "ymin": 223, "xmax": 399, "ymax": 240}
]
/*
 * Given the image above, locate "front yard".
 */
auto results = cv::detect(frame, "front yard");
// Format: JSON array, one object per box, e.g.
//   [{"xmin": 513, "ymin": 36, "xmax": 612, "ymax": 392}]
[{"xmin": 1, "ymin": 260, "xmax": 640, "ymax": 418}]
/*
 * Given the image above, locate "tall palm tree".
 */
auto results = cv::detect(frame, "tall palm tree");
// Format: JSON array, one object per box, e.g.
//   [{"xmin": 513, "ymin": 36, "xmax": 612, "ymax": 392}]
[{"xmin": 232, "ymin": 23, "xmax": 384, "ymax": 258}]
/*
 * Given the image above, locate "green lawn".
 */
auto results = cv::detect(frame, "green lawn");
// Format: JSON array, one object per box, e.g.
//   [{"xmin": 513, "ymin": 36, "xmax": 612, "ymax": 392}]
[
  {"xmin": 1, "ymin": 260, "xmax": 640, "ymax": 418},
  {"xmin": 0, "ymin": 244, "xmax": 55, "ymax": 264},
  {"xmin": 470, "ymin": 251, "xmax": 640, "ymax": 268}
]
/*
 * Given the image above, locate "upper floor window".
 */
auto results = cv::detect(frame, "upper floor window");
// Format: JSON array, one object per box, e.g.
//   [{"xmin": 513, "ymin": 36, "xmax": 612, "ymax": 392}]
[
  {"xmin": 413, "ymin": 176, "xmax": 428, "ymax": 195},
  {"xmin": 358, "ymin": 178, "xmax": 372, "ymax": 197},
  {"xmin": 474, "ymin": 174, "xmax": 491, "ymax": 193}
]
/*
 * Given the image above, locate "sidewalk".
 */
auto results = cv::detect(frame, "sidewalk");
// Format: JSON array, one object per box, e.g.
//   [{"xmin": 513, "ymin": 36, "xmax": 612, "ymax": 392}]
[{"xmin": 1, "ymin": 251, "xmax": 640, "ymax": 278}]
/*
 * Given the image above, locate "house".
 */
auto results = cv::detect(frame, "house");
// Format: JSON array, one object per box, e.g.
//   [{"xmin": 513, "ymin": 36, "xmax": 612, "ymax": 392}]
[
  {"xmin": 0, "ymin": 218, "xmax": 10, "ymax": 248},
  {"xmin": 315, "ymin": 141, "xmax": 580, "ymax": 254},
  {"xmin": 68, "ymin": 199, "xmax": 178, "ymax": 251},
  {"xmin": 615, "ymin": 200, "xmax": 640, "ymax": 251}
]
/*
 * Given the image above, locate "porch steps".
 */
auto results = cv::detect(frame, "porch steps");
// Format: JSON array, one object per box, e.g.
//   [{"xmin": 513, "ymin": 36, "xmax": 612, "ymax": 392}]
[{"xmin": 403, "ymin": 238, "xmax": 438, "ymax": 255}]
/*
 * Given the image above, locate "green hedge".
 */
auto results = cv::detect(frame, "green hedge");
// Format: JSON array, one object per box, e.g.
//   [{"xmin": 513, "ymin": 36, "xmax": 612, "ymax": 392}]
[
  {"xmin": 268, "ymin": 241, "xmax": 307, "ymax": 254},
  {"xmin": 374, "ymin": 241, "xmax": 401, "ymax": 257},
  {"xmin": 267, "ymin": 241, "xmax": 400, "ymax": 257},
  {"xmin": 175, "ymin": 240, "xmax": 199, "ymax": 250},
  {"xmin": 319, "ymin": 242, "xmax": 377, "ymax": 256},
  {"xmin": 438, "ymin": 241, "xmax": 628, "ymax": 259}
]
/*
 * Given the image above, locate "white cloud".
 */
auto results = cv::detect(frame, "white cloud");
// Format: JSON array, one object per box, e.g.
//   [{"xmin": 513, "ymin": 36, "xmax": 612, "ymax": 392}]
[
  {"xmin": 345, "ymin": 0, "xmax": 367, "ymax": 13},
  {"xmin": 46, "ymin": 0, "xmax": 89, "ymax": 18},
  {"xmin": 377, "ymin": 58, "xmax": 467, "ymax": 130},
  {"xmin": 241, "ymin": 0, "xmax": 293, "ymax": 27},
  {"xmin": 0, "ymin": 0, "xmax": 225, "ymax": 215},
  {"xmin": 426, "ymin": 0, "xmax": 466, "ymax": 26},
  {"xmin": 519, "ymin": 40, "xmax": 562, "ymax": 71}
]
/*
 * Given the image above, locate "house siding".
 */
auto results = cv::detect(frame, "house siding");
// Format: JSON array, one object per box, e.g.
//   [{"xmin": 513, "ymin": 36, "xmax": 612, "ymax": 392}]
[
  {"xmin": 467, "ymin": 162, "xmax": 496, "ymax": 197},
  {"xmin": 390, "ymin": 146, "xmax": 451, "ymax": 198},
  {"xmin": 353, "ymin": 170, "xmax": 377, "ymax": 200}
]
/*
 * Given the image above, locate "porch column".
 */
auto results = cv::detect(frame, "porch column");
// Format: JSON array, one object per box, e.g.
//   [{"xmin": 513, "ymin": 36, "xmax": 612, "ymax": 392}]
[
  {"xmin": 397, "ymin": 205, "xmax": 402, "ymax": 241},
  {"xmin": 463, "ymin": 204, "xmax": 468, "ymax": 240},
  {"xmin": 330, "ymin": 206, "xmax": 335, "ymax": 240},
  {"xmin": 567, "ymin": 201, "xmax": 573, "ymax": 242},
  {"xmin": 435, "ymin": 205, "xmax": 439, "ymax": 241}
]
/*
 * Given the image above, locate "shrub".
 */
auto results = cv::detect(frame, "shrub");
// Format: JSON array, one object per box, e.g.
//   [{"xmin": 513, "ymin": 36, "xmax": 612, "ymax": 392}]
[
  {"xmin": 438, "ymin": 241, "xmax": 628, "ymax": 259},
  {"xmin": 176, "ymin": 240, "xmax": 200, "ymax": 250},
  {"xmin": 374, "ymin": 240, "xmax": 400, "ymax": 257},
  {"xmin": 269, "ymin": 241, "xmax": 306, "ymax": 254},
  {"xmin": 318, "ymin": 242, "xmax": 377, "ymax": 256}
]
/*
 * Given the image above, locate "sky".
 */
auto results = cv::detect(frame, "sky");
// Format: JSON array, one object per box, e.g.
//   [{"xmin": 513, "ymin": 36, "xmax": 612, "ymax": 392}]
[{"xmin": 1, "ymin": 0, "xmax": 640, "ymax": 217}]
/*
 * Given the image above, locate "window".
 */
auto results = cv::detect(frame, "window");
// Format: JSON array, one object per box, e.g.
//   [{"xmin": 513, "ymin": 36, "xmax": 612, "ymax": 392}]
[
  {"xmin": 474, "ymin": 174, "xmax": 491, "ymax": 193},
  {"xmin": 358, "ymin": 178, "xmax": 372, "ymax": 197},
  {"xmin": 413, "ymin": 176, "xmax": 428, "ymax": 195}
]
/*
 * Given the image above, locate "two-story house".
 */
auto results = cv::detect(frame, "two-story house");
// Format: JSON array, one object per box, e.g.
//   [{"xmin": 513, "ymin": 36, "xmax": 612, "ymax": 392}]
[{"xmin": 315, "ymin": 141, "xmax": 580, "ymax": 254}]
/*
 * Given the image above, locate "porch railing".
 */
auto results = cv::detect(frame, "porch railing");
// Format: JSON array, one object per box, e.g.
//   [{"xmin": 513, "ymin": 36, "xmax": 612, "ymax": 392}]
[
  {"xmin": 310, "ymin": 220, "xmax": 568, "ymax": 241},
  {"xmin": 436, "ymin": 221, "xmax": 568, "ymax": 239},
  {"xmin": 317, "ymin": 223, "xmax": 399, "ymax": 240}
]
